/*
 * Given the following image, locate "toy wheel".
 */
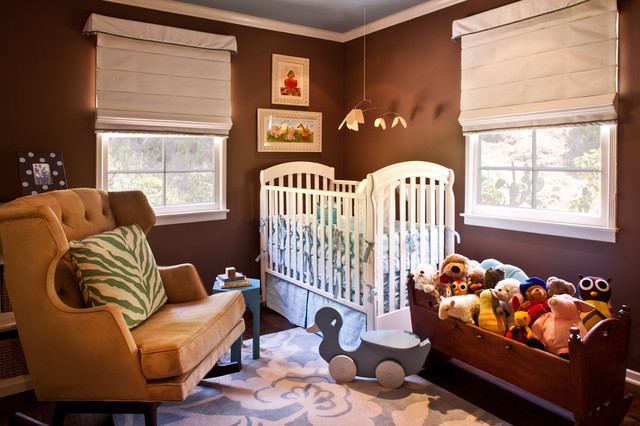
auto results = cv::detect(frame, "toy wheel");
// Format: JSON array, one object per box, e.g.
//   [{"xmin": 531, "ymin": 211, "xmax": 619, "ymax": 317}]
[
  {"xmin": 328, "ymin": 355, "xmax": 357, "ymax": 383},
  {"xmin": 375, "ymin": 360, "xmax": 405, "ymax": 389}
]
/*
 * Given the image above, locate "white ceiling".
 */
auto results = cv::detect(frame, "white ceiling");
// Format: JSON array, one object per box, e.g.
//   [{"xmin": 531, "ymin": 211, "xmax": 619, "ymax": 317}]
[{"xmin": 171, "ymin": 0, "xmax": 434, "ymax": 33}]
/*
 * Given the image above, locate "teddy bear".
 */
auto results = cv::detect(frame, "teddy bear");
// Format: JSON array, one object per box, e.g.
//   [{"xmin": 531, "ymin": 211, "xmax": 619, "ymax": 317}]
[
  {"xmin": 546, "ymin": 276, "xmax": 576, "ymax": 297},
  {"xmin": 512, "ymin": 277, "xmax": 550, "ymax": 326},
  {"xmin": 505, "ymin": 311, "xmax": 532, "ymax": 343},
  {"xmin": 433, "ymin": 281, "xmax": 453, "ymax": 304},
  {"xmin": 438, "ymin": 294, "xmax": 480, "ymax": 324},
  {"xmin": 439, "ymin": 254, "xmax": 471, "ymax": 284},
  {"xmin": 414, "ymin": 263, "xmax": 438, "ymax": 293},
  {"xmin": 493, "ymin": 278, "xmax": 523, "ymax": 326},
  {"xmin": 531, "ymin": 294, "xmax": 595, "ymax": 357},
  {"xmin": 466, "ymin": 261, "xmax": 486, "ymax": 294},
  {"xmin": 483, "ymin": 266, "xmax": 505, "ymax": 290}
]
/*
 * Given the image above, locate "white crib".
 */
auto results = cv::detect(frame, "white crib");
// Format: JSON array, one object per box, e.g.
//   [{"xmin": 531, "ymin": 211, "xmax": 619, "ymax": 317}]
[{"xmin": 258, "ymin": 161, "xmax": 456, "ymax": 343}]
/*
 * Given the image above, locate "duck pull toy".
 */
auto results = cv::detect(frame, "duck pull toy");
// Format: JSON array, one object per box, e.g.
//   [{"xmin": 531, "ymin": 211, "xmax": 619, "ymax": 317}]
[{"xmin": 307, "ymin": 306, "xmax": 431, "ymax": 388}]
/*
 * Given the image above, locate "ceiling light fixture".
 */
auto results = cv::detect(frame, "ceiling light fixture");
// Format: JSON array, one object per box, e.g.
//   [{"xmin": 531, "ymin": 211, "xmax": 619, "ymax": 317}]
[{"xmin": 339, "ymin": 7, "xmax": 407, "ymax": 131}]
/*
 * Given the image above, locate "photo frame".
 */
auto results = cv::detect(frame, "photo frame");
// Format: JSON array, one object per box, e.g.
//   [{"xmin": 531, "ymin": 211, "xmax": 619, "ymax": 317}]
[
  {"xmin": 257, "ymin": 109, "xmax": 322, "ymax": 152},
  {"xmin": 17, "ymin": 152, "xmax": 67, "ymax": 196},
  {"xmin": 271, "ymin": 54, "xmax": 309, "ymax": 106}
]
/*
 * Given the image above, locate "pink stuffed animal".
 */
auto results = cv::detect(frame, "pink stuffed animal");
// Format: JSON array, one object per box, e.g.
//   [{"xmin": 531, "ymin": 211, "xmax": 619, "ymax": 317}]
[{"xmin": 531, "ymin": 294, "xmax": 595, "ymax": 357}]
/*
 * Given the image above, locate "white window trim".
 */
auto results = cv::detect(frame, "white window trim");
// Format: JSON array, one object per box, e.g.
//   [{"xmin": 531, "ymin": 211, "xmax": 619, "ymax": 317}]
[
  {"xmin": 96, "ymin": 134, "xmax": 228, "ymax": 225},
  {"xmin": 463, "ymin": 126, "xmax": 618, "ymax": 243}
]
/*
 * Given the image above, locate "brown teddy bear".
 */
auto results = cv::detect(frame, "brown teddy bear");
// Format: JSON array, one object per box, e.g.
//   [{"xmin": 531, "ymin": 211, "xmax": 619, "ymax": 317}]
[
  {"xmin": 546, "ymin": 276, "xmax": 576, "ymax": 297},
  {"xmin": 439, "ymin": 254, "xmax": 471, "ymax": 284}
]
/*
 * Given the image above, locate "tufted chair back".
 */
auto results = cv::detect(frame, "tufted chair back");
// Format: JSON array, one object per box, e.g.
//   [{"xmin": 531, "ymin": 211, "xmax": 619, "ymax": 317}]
[{"xmin": 1, "ymin": 188, "xmax": 155, "ymax": 308}]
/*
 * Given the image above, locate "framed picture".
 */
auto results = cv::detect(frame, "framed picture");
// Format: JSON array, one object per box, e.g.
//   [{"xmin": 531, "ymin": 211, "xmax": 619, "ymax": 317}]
[
  {"xmin": 17, "ymin": 152, "xmax": 67, "ymax": 196},
  {"xmin": 257, "ymin": 109, "xmax": 322, "ymax": 152},
  {"xmin": 271, "ymin": 54, "xmax": 309, "ymax": 106}
]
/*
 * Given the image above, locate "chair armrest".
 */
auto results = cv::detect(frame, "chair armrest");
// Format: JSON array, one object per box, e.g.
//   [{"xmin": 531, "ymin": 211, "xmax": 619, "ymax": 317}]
[{"xmin": 159, "ymin": 264, "xmax": 208, "ymax": 303}]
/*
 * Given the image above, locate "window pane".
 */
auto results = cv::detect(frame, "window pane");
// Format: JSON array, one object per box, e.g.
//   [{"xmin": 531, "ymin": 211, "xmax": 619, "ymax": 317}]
[
  {"xmin": 536, "ymin": 127, "xmax": 601, "ymax": 169},
  {"xmin": 165, "ymin": 137, "xmax": 214, "ymax": 171},
  {"xmin": 108, "ymin": 136, "xmax": 163, "ymax": 171},
  {"xmin": 536, "ymin": 171, "xmax": 601, "ymax": 215},
  {"xmin": 479, "ymin": 130, "xmax": 532, "ymax": 168},
  {"xmin": 166, "ymin": 172, "xmax": 215, "ymax": 205},
  {"xmin": 480, "ymin": 170, "xmax": 532, "ymax": 208},
  {"xmin": 108, "ymin": 173, "xmax": 164, "ymax": 206}
]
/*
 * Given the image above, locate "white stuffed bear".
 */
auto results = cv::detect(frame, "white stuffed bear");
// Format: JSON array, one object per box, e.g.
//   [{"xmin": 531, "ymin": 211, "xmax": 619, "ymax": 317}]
[
  {"xmin": 438, "ymin": 295, "xmax": 480, "ymax": 324},
  {"xmin": 414, "ymin": 263, "xmax": 438, "ymax": 293},
  {"xmin": 494, "ymin": 278, "xmax": 524, "ymax": 326}
]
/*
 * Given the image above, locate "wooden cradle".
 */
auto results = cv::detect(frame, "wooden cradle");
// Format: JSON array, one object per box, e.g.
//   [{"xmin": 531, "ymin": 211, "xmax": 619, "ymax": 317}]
[{"xmin": 407, "ymin": 275, "xmax": 633, "ymax": 425}]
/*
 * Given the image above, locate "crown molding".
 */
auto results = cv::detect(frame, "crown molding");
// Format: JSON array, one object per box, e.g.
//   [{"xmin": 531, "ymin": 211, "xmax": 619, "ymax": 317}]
[
  {"xmin": 102, "ymin": 0, "xmax": 467, "ymax": 42},
  {"xmin": 343, "ymin": 0, "xmax": 468, "ymax": 41}
]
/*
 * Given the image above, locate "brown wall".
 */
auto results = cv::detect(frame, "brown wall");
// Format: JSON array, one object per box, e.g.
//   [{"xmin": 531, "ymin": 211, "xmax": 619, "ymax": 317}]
[
  {"xmin": 2, "ymin": 0, "xmax": 639, "ymax": 371},
  {"xmin": 2, "ymin": 0, "xmax": 344, "ymax": 286},
  {"xmin": 342, "ymin": 0, "xmax": 640, "ymax": 371}
]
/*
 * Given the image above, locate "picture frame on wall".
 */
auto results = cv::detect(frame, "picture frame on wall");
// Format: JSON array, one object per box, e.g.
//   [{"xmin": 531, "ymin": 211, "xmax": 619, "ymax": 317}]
[
  {"xmin": 257, "ymin": 108, "xmax": 322, "ymax": 152},
  {"xmin": 271, "ymin": 54, "xmax": 309, "ymax": 106},
  {"xmin": 17, "ymin": 152, "xmax": 68, "ymax": 196}
]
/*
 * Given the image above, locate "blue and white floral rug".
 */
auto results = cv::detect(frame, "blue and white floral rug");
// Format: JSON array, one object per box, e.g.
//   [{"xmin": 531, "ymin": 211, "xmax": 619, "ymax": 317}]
[{"xmin": 116, "ymin": 327, "xmax": 508, "ymax": 425}]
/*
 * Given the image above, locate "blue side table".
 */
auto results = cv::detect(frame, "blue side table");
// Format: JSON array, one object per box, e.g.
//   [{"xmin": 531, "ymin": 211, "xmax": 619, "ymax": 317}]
[{"xmin": 212, "ymin": 278, "xmax": 260, "ymax": 360}]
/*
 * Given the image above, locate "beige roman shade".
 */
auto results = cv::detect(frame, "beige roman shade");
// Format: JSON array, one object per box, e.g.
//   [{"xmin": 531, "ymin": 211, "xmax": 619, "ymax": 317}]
[
  {"xmin": 453, "ymin": 0, "xmax": 618, "ymax": 134},
  {"xmin": 83, "ymin": 14, "xmax": 237, "ymax": 135}
]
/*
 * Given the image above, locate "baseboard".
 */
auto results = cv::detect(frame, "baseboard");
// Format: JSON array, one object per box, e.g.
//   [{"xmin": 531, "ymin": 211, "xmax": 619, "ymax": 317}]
[
  {"xmin": 0, "ymin": 374, "xmax": 32, "ymax": 398},
  {"xmin": 627, "ymin": 369, "xmax": 640, "ymax": 387}
]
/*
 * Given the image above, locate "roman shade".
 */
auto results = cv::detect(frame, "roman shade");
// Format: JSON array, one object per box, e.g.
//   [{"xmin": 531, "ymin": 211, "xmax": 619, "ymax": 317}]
[
  {"xmin": 453, "ymin": 0, "xmax": 618, "ymax": 134},
  {"xmin": 84, "ymin": 14, "xmax": 236, "ymax": 135}
]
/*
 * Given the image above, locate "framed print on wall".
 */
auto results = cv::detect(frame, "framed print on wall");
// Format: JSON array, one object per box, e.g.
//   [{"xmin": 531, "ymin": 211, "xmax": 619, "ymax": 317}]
[
  {"xmin": 271, "ymin": 54, "xmax": 309, "ymax": 106},
  {"xmin": 257, "ymin": 109, "xmax": 322, "ymax": 152},
  {"xmin": 17, "ymin": 152, "xmax": 67, "ymax": 196}
]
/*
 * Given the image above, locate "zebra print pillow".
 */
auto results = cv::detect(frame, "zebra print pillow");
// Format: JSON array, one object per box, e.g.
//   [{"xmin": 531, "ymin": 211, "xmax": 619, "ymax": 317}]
[{"xmin": 69, "ymin": 223, "xmax": 168, "ymax": 329}]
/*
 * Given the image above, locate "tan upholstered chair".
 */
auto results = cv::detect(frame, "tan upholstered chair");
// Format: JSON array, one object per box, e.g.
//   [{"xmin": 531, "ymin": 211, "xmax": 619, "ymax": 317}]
[{"xmin": 0, "ymin": 189, "xmax": 246, "ymax": 425}]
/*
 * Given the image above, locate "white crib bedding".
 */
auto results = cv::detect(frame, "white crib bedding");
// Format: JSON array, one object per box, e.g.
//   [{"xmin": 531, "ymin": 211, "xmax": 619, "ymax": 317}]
[
  {"xmin": 265, "ymin": 273, "xmax": 366, "ymax": 348},
  {"xmin": 265, "ymin": 215, "xmax": 440, "ymax": 312}
]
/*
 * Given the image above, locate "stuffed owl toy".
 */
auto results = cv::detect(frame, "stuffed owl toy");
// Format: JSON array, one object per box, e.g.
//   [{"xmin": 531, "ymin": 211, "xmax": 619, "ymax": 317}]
[{"xmin": 577, "ymin": 275, "xmax": 613, "ymax": 331}]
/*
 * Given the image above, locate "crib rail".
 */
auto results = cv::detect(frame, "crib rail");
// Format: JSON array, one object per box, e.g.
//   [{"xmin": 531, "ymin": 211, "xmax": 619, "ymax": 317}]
[
  {"xmin": 366, "ymin": 161, "xmax": 455, "ymax": 329},
  {"xmin": 260, "ymin": 182, "xmax": 368, "ymax": 313}
]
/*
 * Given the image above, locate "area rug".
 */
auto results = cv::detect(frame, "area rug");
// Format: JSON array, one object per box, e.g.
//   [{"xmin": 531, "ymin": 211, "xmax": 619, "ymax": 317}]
[{"xmin": 115, "ymin": 328, "xmax": 509, "ymax": 425}]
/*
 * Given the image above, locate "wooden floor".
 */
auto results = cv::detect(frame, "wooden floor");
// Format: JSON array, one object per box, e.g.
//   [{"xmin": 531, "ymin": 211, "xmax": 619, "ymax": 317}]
[{"xmin": 1, "ymin": 305, "xmax": 638, "ymax": 425}]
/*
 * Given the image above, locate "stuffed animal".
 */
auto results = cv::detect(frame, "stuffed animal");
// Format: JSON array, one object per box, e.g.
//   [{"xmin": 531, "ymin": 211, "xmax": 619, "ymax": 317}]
[
  {"xmin": 577, "ymin": 275, "xmax": 614, "ymax": 331},
  {"xmin": 451, "ymin": 280, "xmax": 469, "ymax": 296},
  {"xmin": 439, "ymin": 254, "xmax": 471, "ymax": 284},
  {"xmin": 438, "ymin": 294, "xmax": 480, "ymax": 324},
  {"xmin": 531, "ymin": 294, "xmax": 595, "ymax": 357},
  {"xmin": 433, "ymin": 281, "xmax": 453, "ymax": 304},
  {"xmin": 467, "ymin": 260, "xmax": 485, "ymax": 294},
  {"xmin": 546, "ymin": 276, "xmax": 576, "ymax": 297},
  {"xmin": 513, "ymin": 277, "xmax": 550, "ymax": 325},
  {"xmin": 483, "ymin": 267, "xmax": 505, "ymax": 290},
  {"xmin": 414, "ymin": 263, "xmax": 438, "ymax": 293},
  {"xmin": 494, "ymin": 278, "xmax": 523, "ymax": 326},
  {"xmin": 478, "ymin": 289, "xmax": 507, "ymax": 334},
  {"xmin": 505, "ymin": 311, "xmax": 532, "ymax": 343}
]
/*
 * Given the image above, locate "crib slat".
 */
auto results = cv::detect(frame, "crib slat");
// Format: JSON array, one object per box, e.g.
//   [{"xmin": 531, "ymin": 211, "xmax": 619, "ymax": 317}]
[{"xmin": 399, "ymin": 179, "xmax": 407, "ymax": 310}]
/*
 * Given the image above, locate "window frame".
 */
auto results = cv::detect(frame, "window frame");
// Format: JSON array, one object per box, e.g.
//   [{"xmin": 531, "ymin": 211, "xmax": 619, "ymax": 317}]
[
  {"xmin": 463, "ymin": 125, "xmax": 617, "ymax": 243},
  {"xmin": 96, "ymin": 133, "xmax": 228, "ymax": 225}
]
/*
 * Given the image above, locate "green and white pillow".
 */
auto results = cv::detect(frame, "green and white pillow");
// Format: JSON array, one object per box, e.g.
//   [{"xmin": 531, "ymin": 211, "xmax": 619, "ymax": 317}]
[{"xmin": 69, "ymin": 224, "xmax": 167, "ymax": 329}]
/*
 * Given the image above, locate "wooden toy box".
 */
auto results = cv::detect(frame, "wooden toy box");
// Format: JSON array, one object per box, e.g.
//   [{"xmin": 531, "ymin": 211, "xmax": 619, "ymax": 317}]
[{"xmin": 407, "ymin": 276, "xmax": 633, "ymax": 425}]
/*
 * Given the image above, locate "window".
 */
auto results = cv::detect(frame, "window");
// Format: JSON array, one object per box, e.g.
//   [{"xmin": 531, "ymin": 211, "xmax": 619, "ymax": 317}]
[
  {"xmin": 84, "ymin": 14, "xmax": 236, "ymax": 225},
  {"xmin": 98, "ymin": 134, "xmax": 227, "ymax": 225},
  {"xmin": 464, "ymin": 125, "xmax": 616, "ymax": 242},
  {"xmin": 453, "ymin": 0, "xmax": 618, "ymax": 242}
]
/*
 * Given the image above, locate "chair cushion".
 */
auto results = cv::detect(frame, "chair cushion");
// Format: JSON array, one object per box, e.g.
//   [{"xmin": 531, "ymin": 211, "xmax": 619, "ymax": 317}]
[
  {"xmin": 69, "ymin": 223, "xmax": 168, "ymax": 328},
  {"xmin": 131, "ymin": 290, "xmax": 245, "ymax": 380}
]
